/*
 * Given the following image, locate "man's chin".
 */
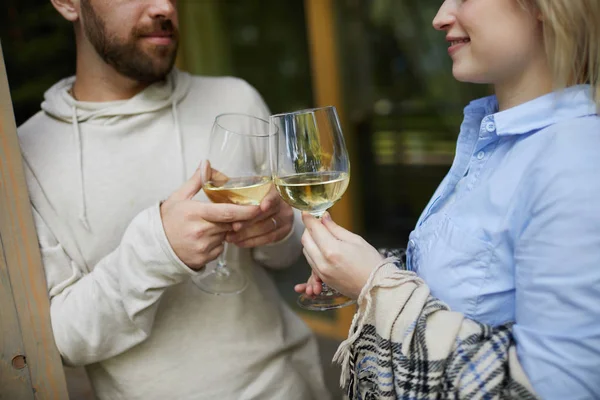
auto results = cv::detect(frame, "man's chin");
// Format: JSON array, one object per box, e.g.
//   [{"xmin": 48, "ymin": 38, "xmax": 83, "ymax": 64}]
[
  {"xmin": 143, "ymin": 41, "xmax": 177, "ymax": 54},
  {"xmin": 136, "ymin": 52, "xmax": 178, "ymax": 77},
  {"xmin": 115, "ymin": 62, "xmax": 174, "ymax": 84}
]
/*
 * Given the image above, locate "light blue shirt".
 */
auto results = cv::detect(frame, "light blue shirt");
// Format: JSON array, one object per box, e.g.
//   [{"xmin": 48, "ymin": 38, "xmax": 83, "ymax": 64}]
[{"xmin": 407, "ymin": 85, "xmax": 600, "ymax": 399}]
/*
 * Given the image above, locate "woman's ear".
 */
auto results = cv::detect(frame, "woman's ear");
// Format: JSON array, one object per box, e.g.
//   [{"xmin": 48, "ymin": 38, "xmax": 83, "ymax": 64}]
[{"xmin": 50, "ymin": 0, "xmax": 80, "ymax": 23}]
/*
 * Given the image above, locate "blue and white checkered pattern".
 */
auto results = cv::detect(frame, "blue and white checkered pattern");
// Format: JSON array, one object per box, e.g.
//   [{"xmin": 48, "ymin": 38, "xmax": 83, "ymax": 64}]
[{"xmin": 334, "ymin": 257, "xmax": 537, "ymax": 400}]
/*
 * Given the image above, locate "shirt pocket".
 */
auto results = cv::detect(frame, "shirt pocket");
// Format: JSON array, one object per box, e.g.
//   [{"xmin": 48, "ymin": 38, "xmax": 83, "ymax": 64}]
[{"xmin": 416, "ymin": 215, "xmax": 494, "ymax": 318}]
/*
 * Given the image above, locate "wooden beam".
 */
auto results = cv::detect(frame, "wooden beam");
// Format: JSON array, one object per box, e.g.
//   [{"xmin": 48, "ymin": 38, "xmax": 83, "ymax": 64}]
[
  {"xmin": 304, "ymin": 0, "xmax": 359, "ymax": 234},
  {"xmin": 0, "ymin": 42, "xmax": 69, "ymax": 399},
  {"xmin": 0, "ymin": 238, "xmax": 34, "ymax": 400},
  {"xmin": 303, "ymin": 0, "xmax": 359, "ymax": 340}
]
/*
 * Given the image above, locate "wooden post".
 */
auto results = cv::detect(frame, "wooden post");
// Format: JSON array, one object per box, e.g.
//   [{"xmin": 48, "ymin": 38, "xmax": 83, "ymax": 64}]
[
  {"xmin": 0, "ymin": 42, "xmax": 69, "ymax": 399},
  {"xmin": 304, "ymin": 0, "xmax": 361, "ymax": 233},
  {"xmin": 304, "ymin": 0, "xmax": 358, "ymax": 340}
]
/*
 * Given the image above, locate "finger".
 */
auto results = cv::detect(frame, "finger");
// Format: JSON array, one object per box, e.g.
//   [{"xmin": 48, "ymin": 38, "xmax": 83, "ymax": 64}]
[
  {"xmin": 232, "ymin": 205, "xmax": 278, "ymax": 232},
  {"xmin": 205, "ymin": 243, "xmax": 225, "ymax": 261},
  {"xmin": 312, "ymin": 273, "xmax": 323, "ymax": 295},
  {"xmin": 204, "ymin": 162, "xmax": 230, "ymax": 186},
  {"xmin": 259, "ymin": 186, "xmax": 281, "ymax": 213},
  {"xmin": 305, "ymin": 272, "xmax": 317, "ymax": 297},
  {"xmin": 301, "ymin": 231, "xmax": 327, "ymax": 275},
  {"xmin": 200, "ymin": 220, "xmax": 234, "ymax": 235},
  {"xmin": 306, "ymin": 283, "xmax": 314, "ymax": 297},
  {"xmin": 321, "ymin": 212, "xmax": 362, "ymax": 243},
  {"xmin": 232, "ymin": 224, "xmax": 288, "ymax": 248},
  {"xmin": 305, "ymin": 266, "xmax": 322, "ymax": 296},
  {"xmin": 199, "ymin": 160, "xmax": 212, "ymax": 183},
  {"xmin": 227, "ymin": 214, "xmax": 278, "ymax": 243},
  {"xmin": 302, "ymin": 212, "xmax": 337, "ymax": 255},
  {"xmin": 302, "ymin": 262, "xmax": 322, "ymax": 297},
  {"xmin": 294, "ymin": 283, "xmax": 308, "ymax": 293},
  {"xmin": 170, "ymin": 161, "xmax": 208, "ymax": 201},
  {"xmin": 191, "ymin": 202, "xmax": 261, "ymax": 223}
]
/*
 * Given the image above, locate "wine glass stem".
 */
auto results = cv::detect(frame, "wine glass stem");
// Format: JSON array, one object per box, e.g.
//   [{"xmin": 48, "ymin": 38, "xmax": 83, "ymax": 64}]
[
  {"xmin": 311, "ymin": 211, "xmax": 326, "ymax": 219},
  {"xmin": 311, "ymin": 211, "xmax": 335, "ymax": 295},
  {"xmin": 216, "ymin": 242, "xmax": 230, "ymax": 278}
]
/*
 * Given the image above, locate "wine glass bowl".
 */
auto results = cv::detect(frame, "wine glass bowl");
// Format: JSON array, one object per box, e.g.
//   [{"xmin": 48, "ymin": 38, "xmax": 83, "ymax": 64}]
[
  {"xmin": 274, "ymin": 171, "xmax": 349, "ymax": 218},
  {"xmin": 270, "ymin": 106, "xmax": 356, "ymax": 311},
  {"xmin": 195, "ymin": 113, "xmax": 272, "ymax": 295}
]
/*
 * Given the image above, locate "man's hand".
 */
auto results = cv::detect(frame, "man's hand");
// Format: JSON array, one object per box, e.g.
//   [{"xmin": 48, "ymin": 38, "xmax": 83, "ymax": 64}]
[
  {"xmin": 160, "ymin": 164, "xmax": 261, "ymax": 270},
  {"xmin": 226, "ymin": 186, "xmax": 295, "ymax": 248}
]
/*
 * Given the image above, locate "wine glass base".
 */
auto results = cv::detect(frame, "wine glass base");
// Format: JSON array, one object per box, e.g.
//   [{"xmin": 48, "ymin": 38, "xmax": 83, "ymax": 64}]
[
  {"xmin": 195, "ymin": 269, "xmax": 248, "ymax": 295},
  {"xmin": 297, "ymin": 292, "xmax": 356, "ymax": 311}
]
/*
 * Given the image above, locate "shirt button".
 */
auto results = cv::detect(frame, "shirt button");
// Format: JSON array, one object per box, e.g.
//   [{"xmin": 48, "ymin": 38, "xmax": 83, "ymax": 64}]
[
  {"xmin": 485, "ymin": 122, "xmax": 496, "ymax": 132},
  {"xmin": 477, "ymin": 151, "xmax": 485, "ymax": 160},
  {"xmin": 408, "ymin": 239, "xmax": 416, "ymax": 248}
]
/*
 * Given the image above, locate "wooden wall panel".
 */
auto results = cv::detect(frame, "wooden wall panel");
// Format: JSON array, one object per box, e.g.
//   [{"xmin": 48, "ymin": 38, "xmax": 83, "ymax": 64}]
[{"xmin": 0, "ymin": 41, "xmax": 69, "ymax": 399}]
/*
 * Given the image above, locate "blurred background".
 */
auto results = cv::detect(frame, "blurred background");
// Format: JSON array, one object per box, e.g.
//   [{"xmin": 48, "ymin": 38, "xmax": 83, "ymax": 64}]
[{"xmin": 1, "ymin": 0, "xmax": 490, "ymax": 398}]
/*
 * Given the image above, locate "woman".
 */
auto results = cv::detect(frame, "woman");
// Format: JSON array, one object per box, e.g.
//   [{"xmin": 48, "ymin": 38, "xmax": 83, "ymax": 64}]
[{"xmin": 296, "ymin": 0, "xmax": 600, "ymax": 398}]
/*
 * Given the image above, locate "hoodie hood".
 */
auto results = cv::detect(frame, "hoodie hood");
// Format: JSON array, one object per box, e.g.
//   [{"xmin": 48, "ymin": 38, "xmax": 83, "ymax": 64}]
[
  {"xmin": 42, "ymin": 67, "xmax": 192, "ymax": 123},
  {"xmin": 40, "ymin": 68, "xmax": 192, "ymax": 230}
]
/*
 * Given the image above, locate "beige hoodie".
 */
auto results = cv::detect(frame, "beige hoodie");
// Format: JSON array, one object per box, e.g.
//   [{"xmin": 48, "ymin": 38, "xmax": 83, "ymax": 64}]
[{"xmin": 18, "ymin": 69, "xmax": 330, "ymax": 400}]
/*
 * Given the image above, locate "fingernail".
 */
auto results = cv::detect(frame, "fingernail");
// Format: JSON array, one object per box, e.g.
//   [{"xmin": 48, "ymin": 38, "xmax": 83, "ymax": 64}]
[{"xmin": 323, "ymin": 212, "xmax": 332, "ymax": 221}]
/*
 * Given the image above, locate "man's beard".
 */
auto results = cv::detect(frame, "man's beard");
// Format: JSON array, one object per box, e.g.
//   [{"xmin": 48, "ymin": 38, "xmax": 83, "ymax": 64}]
[{"xmin": 80, "ymin": 0, "xmax": 179, "ymax": 83}]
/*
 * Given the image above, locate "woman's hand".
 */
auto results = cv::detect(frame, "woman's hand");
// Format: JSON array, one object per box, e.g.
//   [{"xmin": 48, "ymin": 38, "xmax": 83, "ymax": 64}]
[
  {"xmin": 294, "ymin": 271, "xmax": 324, "ymax": 296},
  {"xmin": 294, "ymin": 212, "xmax": 384, "ymax": 299}
]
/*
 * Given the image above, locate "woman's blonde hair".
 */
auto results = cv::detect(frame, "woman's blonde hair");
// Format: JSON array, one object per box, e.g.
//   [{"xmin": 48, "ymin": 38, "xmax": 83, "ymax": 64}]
[{"xmin": 519, "ymin": 0, "xmax": 600, "ymax": 109}]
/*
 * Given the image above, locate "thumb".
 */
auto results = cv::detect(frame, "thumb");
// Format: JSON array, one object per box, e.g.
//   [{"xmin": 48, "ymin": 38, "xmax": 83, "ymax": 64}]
[
  {"xmin": 321, "ymin": 212, "xmax": 361, "ymax": 243},
  {"xmin": 170, "ymin": 160, "xmax": 210, "ymax": 201}
]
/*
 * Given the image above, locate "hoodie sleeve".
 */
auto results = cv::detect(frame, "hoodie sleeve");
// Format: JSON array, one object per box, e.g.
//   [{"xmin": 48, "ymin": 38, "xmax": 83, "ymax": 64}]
[{"xmin": 33, "ymin": 204, "xmax": 200, "ymax": 366}]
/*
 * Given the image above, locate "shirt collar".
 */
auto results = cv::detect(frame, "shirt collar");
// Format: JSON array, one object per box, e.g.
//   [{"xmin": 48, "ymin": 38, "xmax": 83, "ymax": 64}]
[{"xmin": 464, "ymin": 85, "xmax": 597, "ymax": 137}]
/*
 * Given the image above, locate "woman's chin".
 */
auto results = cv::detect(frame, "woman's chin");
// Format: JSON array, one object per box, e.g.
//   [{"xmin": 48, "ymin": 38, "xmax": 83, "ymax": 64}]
[{"xmin": 452, "ymin": 65, "xmax": 489, "ymax": 84}]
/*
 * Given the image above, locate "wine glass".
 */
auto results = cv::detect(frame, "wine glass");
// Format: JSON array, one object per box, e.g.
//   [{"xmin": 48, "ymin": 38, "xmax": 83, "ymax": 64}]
[
  {"xmin": 270, "ymin": 106, "xmax": 355, "ymax": 311},
  {"xmin": 196, "ymin": 113, "xmax": 272, "ymax": 295}
]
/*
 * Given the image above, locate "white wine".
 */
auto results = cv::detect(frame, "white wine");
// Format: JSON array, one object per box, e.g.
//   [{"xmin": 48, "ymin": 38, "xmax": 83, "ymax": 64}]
[
  {"xmin": 274, "ymin": 171, "xmax": 349, "ymax": 215},
  {"xmin": 204, "ymin": 176, "xmax": 272, "ymax": 206}
]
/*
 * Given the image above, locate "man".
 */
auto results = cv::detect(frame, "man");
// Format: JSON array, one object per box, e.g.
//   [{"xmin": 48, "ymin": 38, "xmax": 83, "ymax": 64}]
[{"xmin": 17, "ymin": 0, "xmax": 330, "ymax": 399}]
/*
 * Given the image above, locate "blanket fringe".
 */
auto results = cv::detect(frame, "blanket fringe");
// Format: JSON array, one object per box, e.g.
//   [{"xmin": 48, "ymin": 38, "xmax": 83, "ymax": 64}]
[{"xmin": 332, "ymin": 257, "xmax": 418, "ymax": 388}]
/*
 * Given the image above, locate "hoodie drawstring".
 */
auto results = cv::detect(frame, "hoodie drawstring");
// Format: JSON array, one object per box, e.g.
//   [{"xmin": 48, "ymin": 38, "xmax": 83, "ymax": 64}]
[
  {"xmin": 64, "ymin": 71, "xmax": 189, "ymax": 231},
  {"xmin": 171, "ymin": 100, "xmax": 187, "ymax": 183},
  {"xmin": 71, "ymin": 101, "xmax": 185, "ymax": 232},
  {"xmin": 72, "ymin": 101, "xmax": 186, "ymax": 231},
  {"xmin": 72, "ymin": 105, "xmax": 91, "ymax": 231}
]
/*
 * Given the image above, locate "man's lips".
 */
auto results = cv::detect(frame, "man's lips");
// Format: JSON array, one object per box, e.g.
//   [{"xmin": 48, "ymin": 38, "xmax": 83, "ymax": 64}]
[{"xmin": 140, "ymin": 33, "xmax": 175, "ymax": 45}]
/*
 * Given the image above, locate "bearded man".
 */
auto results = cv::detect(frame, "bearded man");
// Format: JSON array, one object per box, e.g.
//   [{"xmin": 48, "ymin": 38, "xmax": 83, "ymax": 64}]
[{"xmin": 17, "ymin": 1, "xmax": 330, "ymax": 399}]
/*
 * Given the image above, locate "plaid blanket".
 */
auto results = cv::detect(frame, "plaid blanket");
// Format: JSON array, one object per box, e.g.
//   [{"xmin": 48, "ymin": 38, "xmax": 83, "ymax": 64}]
[{"xmin": 333, "ymin": 255, "xmax": 538, "ymax": 400}]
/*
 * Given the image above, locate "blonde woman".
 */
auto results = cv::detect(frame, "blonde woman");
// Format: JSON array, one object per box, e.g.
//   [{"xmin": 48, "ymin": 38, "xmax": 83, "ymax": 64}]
[{"xmin": 296, "ymin": 0, "xmax": 600, "ymax": 398}]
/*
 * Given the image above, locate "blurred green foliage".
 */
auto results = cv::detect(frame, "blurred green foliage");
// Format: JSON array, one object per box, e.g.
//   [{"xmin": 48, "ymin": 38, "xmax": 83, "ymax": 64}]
[{"xmin": 178, "ymin": 0, "xmax": 314, "ymax": 115}]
